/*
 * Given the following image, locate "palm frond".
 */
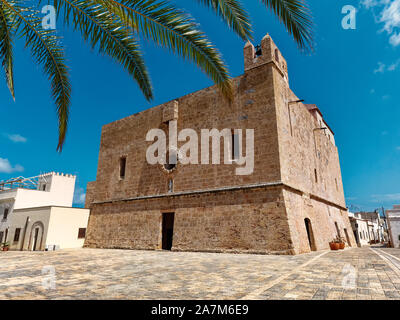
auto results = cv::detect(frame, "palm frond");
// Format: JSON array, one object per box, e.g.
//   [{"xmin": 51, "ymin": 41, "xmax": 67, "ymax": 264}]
[
  {"xmin": 1, "ymin": 0, "xmax": 71, "ymax": 151},
  {"xmin": 0, "ymin": 2, "xmax": 15, "ymax": 99},
  {"xmin": 98, "ymin": 0, "xmax": 233, "ymax": 101},
  {"xmin": 260, "ymin": 0, "xmax": 313, "ymax": 52},
  {"xmin": 195, "ymin": 0, "xmax": 252, "ymax": 41},
  {"xmin": 53, "ymin": 0, "xmax": 153, "ymax": 101}
]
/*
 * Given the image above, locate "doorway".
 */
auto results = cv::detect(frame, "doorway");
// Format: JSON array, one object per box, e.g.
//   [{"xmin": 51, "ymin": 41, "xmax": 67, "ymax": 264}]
[
  {"xmin": 344, "ymin": 228, "xmax": 351, "ymax": 247},
  {"xmin": 353, "ymin": 230, "xmax": 360, "ymax": 247},
  {"xmin": 304, "ymin": 218, "xmax": 316, "ymax": 251},
  {"xmin": 162, "ymin": 212, "xmax": 175, "ymax": 250},
  {"xmin": 28, "ymin": 221, "xmax": 44, "ymax": 251},
  {"xmin": 32, "ymin": 228, "xmax": 39, "ymax": 251},
  {"xmin": 335, "ymin": 222, "xmax": 341, "ymax": 237}
]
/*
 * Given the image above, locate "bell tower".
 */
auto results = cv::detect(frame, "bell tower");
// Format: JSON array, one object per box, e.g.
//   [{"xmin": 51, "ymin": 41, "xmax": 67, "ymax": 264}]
[{"xmin": 244, "ymin": 34, "xmax": 289, "ymax": 83}]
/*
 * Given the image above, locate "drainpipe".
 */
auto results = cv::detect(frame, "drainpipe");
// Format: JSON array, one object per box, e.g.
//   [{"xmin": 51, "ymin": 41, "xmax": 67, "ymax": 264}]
[{"xmin": 20, "ymin": 216, "xmax": 30, "ymax": 251}]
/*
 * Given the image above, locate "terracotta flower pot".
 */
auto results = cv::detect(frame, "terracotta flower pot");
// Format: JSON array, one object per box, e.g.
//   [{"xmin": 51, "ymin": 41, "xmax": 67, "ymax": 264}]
[
  {"xmin": 329, "ymin": 242, "xmax": 339, "ymax": 250},
  {"xmin": 2, "ymin": 247, "xmax": 9, "ymax": 252},
  {"xmin": 339, "ymin": 243, "xmax": 345, "ymax": 250}
]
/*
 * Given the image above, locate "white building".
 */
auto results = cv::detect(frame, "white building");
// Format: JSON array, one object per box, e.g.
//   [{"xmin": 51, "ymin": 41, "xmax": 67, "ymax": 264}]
[
  {"xmin": 360, "ymin": 211, "xmax": 387, "ymax": 243},
  {"xmin": 387, "ymin": 205, "xmax": 400, "ymax": 248},
  {"xmin": 0, "ymin": 172, "xmax": 89, "ymax": 251},
  {"xmin": 348, "ymin": 212, "xmax": 370, "ymax": 247},
  {"xmin": 348, "ymin": 211, "xmax": 387, "ymax": 247}
]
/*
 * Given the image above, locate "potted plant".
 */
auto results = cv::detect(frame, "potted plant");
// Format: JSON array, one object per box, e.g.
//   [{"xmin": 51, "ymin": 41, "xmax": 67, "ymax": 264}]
[
  {"xmin": 329, "ymin": 239, "xmax": 339, "ymax": 250},
  {"xmin": 335, "ymin": 236, "xmax": 346, "ymax": 249},
  {"xmin": 1, "ymin": 242, "xmax": 10, "ymax": 251},
  {"xmin": 329, "ymin": 236, "xmax": 346, "ymax": 250}
]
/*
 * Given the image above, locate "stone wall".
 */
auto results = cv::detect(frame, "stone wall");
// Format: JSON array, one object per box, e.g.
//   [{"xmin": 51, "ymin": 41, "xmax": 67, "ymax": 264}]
[
  {"xmin": 268, "ymin": 35, "xmax": 356, "ymax": 251},
  {"xmin": 274, "ymin": 66, "xmax": 346, "ymax": 208},
  {"xmin": 85, "ymin": 185, "xmax": 295, "ymax": 254},
  {"xmin": 85, "ymin": 181, "xmax": 96, "ymax": 209},
  {"xmin": 283, "ymin": 188, "xmax": 357, "ymax": 254}
]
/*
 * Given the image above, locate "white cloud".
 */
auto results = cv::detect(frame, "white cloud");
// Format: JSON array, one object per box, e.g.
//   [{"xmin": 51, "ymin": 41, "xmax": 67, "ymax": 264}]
[
  {"xmin": 373, "ymin": 59, "xmax": 400, "ymax": 73},
  {"xmin": 361, "ymin": 0, "xmax": 381, "ymax": 9},
  {"xmin": 389, "ymin": 32, "xmax": 400, "ymax": 45},
  {"xmin": 388, "ymin": 58, "xmax": 400, "ymax": 70},
  {"xmin": 5, "ymin": 133, "xmax": 27, "ymax": 143},
  {"xmin": 73, "ymin": 187, "xmax": 86, "ymax": 205},
  {"xmin": 374, "ymin": 61, "xmax": 386, "ymax": 73},
  {"xmin": 0, "ymin": 158, "xmax": 24, "ymax": 173},
  {"xmin": 371, "ymin": 193, "xmax": 400, "ymax": 202},
  {"xmin": 379, "ymin": 0, "xmax": 400, "ymax": 33},
  {"xmin": 362, "ymin": 0, "xmax": 400, "ymax": 47}
]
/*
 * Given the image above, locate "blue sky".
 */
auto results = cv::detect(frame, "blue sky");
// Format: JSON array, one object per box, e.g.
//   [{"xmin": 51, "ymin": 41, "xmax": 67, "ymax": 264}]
[{"xmin": 0, "ymin": 0, "xmax": 399, "ymax": 211}]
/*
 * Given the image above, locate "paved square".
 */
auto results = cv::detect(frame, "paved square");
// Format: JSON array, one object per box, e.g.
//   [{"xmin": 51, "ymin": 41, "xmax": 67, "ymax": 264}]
[{"xmin": 1, "ymin": 247, "xmax": 400, "ymax": 299}]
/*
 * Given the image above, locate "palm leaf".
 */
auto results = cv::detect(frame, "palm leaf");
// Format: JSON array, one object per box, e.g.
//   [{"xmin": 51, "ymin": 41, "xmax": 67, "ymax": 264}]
[
  {"xmin": 53, "ymin": 0, "xmax": 153, "ymax": 101},
  {"xmin": 2, "ymin": 0, "xmax": 71, "ymax": 151},
  {"xmin": 194, "ymin": 0, "xmax": 252, "ymax": 41},
  {"xmin": 0, "ymin": 2, "xmax": 15, "ymax": 99},
  {"xmin": 260, "ymin": 0, "xmax": 313, "ymax": 51},
  {"xmin": 97, "ymin": 0, "xmax": 233, "ymax": 101}
]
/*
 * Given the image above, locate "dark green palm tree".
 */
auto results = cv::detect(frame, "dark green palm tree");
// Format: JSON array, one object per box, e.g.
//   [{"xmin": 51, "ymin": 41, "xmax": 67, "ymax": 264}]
[{"xmin": 0, "ymin": 0, "xmax": 313, "ymax": 151}]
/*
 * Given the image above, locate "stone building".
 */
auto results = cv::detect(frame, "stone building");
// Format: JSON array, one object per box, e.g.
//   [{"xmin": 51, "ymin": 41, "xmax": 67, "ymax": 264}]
[{"xmin": 85, "ymin": 34, "xmax": 356, "ymax": 254}]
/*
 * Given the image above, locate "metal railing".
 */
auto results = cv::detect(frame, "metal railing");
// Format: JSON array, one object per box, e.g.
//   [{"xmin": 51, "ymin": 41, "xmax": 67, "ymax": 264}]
[{"xmin": 0, "ymin": 174, "xmax": 48, "ymax": 191}]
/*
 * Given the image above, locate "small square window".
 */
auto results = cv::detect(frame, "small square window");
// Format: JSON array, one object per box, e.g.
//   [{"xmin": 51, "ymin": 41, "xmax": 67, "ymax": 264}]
[{"xmin": 78, "ymin": 228, "xmax": 86, "ymax": 239}]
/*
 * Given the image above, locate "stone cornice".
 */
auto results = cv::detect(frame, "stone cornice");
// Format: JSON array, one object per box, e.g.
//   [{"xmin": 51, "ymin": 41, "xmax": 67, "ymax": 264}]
[{"xmin": 92, "ymin": 181, "xmax": 348, "ymax": 211}]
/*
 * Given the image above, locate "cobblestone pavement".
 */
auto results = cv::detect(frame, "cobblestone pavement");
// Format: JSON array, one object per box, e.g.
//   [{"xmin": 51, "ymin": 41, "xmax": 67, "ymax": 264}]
[{"xmin": 1, "ymin": 247, "xmax": 400, "ymax": 300}]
